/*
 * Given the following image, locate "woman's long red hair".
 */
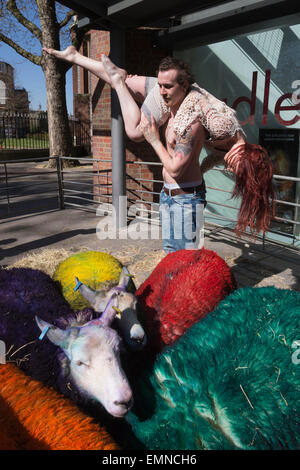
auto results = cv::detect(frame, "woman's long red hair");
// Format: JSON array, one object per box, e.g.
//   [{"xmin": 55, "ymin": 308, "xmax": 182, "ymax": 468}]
[{"xmin": 226, "ymin": 143, "xmax": 276, "ymax": 236}]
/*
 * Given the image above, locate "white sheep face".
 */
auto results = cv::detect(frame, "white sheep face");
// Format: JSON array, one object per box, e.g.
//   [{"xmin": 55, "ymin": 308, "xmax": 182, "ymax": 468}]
[
  {"xmin": 68, "ymin": 324, "xmax": 133, "ymax": 417},
  {"xmin": 36, "ymin": 316, "xmax": 133, "ymax": 418}
]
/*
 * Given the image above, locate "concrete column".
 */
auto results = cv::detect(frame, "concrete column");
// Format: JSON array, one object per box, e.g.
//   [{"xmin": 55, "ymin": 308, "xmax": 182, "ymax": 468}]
[{"xmin": 110, "ymin": 26, "xmax": 127, "ymax": 231}]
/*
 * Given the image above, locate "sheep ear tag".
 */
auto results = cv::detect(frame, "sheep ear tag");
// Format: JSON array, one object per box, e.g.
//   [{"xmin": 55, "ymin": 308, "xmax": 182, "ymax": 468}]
[
  {"xmin": 74, "ymin": 277, "xmax": 97, "ymax": 306},
  {"xmin": 35, "ymin": 316, "xmax": 70, "ymax": 348},
  {"xmin": 38, "ymin": 325, "xmax": 51, "ymax": 341}
]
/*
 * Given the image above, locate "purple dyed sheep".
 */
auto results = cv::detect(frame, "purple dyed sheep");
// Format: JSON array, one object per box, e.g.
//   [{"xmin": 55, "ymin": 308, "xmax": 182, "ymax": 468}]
[{"xmin": 0, "ymin": 267, "xmax": 132, "ymax": 418}]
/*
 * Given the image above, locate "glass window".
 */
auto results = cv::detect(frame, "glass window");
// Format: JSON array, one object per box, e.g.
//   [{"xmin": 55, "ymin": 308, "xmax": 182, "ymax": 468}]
[
  {"xmin": 175, "ymin": 24, "xmax": 300, "ymax": 245},
  {"xmin": 0, "ymin": 80, "xmax": 6, "ymax": 104}
]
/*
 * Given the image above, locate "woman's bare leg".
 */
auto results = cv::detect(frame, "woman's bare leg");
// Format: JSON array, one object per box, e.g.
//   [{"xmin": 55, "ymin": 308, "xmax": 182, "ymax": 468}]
[
  {"xmin": 42, "ymin": 46, "xmax": 124, "ymax": 85},
  {"xmin": 101, "ymin": 54, "xmax": 144, "ymax": 141},
  {"xmin": 43, "ymin": 46, "xmax": 146, "ymax": 141}
]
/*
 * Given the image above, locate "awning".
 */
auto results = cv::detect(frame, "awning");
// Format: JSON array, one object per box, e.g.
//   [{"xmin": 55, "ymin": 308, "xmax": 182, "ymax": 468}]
[{"xmin": 58, "ymin": 0, "xmax": 300, "ymax": 47}]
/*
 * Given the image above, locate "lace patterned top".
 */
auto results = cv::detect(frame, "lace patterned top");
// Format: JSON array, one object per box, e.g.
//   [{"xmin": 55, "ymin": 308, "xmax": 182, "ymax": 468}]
[
  {"xmin": 174, "ymin": 84, "xmax": 245, "ymax": 142},
  {"xmin": 141, "ymin": 81, "xmax": 246, "ymax": 144}
]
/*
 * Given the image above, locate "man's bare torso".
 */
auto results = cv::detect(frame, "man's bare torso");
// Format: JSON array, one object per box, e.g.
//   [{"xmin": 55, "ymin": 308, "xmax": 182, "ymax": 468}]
[{"xmin": 162, "ymin": 116, "xmax": 205, "ymax": 185}]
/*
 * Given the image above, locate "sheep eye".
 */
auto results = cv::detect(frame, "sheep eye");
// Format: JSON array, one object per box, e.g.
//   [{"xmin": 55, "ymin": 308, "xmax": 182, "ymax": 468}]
[{"xmin": 76, "ymin": 360, "xmax": 88, "ymax": 367}]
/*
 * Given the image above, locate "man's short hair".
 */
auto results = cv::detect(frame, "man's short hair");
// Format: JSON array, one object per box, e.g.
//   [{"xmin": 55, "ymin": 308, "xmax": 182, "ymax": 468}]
[{"xmin": 157, "ymin": 57, "xmax": 194, "ymax": 86}]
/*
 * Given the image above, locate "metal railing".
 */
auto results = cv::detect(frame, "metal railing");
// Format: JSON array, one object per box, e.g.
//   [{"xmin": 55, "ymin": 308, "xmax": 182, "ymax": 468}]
[
  {"xmin": 69, "ymin": 117, "xmax": 91, "ymax": 154},
  {"xmin": 0, "ymin": 112, "xmax": 49, "ymax": 149},
  {"xmin": 1, "ymin": 155, "xmax": 299, "ymax": 249},
  {"xmin": 204, "ymin": 167, "xmax": 300, "ymax": 246},
  {"xmin": 57, "ymin": 156, "xmax": 108, "ymax": 212},
  {"xmin": 0, "ymin": 112, "xmax": 91, "ymax": 152},
  {"xmin": 123, "ymin": 161, "xmax": 300, "ymax": 248},
  {"xmin": 0, "ymin": 156, "xmax": 59, "ymax": 218}
]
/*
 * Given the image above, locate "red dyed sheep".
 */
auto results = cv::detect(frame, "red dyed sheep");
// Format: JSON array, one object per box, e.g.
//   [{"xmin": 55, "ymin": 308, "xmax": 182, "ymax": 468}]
[
  {"xmin": 136, "ymin": 248, "xmax": 236, "ymax": 353},
  {"xmin": 0, "ymin": 363, "xmax": 119, "ymax": 450}
]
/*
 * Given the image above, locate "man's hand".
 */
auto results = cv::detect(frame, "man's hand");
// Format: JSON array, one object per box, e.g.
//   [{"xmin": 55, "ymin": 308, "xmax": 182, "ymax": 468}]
[
  {"xmin": 139, "ymin": 114, "xmax": 205, "ymax": 179},
  {"xmin": 139, "ymin": 114, "xmax": 161, "ymax": 148}
]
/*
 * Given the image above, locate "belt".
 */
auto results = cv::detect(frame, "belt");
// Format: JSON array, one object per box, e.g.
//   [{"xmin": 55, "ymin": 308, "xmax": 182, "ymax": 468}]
[{"xmin": 164, "ymin": 183, "xmax": 205, "ymax": 197}]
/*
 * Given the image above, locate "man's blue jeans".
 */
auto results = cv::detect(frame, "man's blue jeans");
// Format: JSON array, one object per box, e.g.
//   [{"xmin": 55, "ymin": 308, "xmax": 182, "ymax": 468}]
[{"xmin": 159, "ymin": 188, "xmax": 206, "ymax": 253}]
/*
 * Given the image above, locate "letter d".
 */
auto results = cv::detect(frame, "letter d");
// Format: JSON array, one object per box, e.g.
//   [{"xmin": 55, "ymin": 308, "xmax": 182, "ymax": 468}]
[{"xmin": 232, "ymin": 71, "xmax": 257, "ymax": 125}]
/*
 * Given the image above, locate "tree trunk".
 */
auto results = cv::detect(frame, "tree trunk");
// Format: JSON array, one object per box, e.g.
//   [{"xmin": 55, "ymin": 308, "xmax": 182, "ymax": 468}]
[
  {"xmin": 38, "ymin": 0, "xmax": 75, "ymax": 168},
  {"xmin": 43, "ymin": 61, "xmax": 75, "ymax": 168}
]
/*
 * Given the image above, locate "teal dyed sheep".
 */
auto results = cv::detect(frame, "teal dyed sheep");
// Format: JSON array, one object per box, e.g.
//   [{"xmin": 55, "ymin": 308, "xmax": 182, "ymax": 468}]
[{"xmin": 127, "ymin": 286, "xmax": 300, "ymax": 450}]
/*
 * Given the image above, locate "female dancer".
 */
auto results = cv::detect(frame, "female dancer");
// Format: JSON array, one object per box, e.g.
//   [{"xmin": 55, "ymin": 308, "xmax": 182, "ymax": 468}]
[{"xmin": 43, "ymin": 46, "xmax": 275, "ymax": 236}]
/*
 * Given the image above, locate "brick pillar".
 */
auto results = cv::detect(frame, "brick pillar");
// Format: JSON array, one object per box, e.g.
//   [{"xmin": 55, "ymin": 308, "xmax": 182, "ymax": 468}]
[
  {"xmin": 88, "ymin": 30, "xmax": 112, "ymax": 204},
  {"xmin": 124, "ymin": 29, "xmax": 168, "ymax": 214},
  {"xmin": 75, "ymin": 28, "xmax": 168, "ymax": 210}
]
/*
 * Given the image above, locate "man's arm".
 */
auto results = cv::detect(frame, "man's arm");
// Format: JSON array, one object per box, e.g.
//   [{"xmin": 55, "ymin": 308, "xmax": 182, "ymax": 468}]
[{"xmin": 140, "ymin": 115, "xmax": 204, "ymax": 179}]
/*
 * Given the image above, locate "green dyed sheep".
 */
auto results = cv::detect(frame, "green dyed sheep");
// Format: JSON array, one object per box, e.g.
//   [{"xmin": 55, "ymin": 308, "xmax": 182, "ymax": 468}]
[{"xmin": 126, "ymin": 286, "xmax": 300, "ymax": 450}]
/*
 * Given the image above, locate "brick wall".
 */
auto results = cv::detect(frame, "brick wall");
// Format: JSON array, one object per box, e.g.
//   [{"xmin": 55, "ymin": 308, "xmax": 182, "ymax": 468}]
[{"xmin": 73, "ymin": 28, "xmax": 168, "ymax": 209}]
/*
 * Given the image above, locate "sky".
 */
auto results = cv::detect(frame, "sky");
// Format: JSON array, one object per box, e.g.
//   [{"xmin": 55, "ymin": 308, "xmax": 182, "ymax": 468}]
[{"xmin": 0, "ymin": 38, "xmax": 74, "ymax": 115}]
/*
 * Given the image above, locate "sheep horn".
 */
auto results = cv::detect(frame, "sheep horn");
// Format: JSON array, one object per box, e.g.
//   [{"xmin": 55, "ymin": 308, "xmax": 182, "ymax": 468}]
[
  {"xmin": 112, "ymin": 306, "xmax": 122, "ymax": 319},
  {"xmin": 89, "ymin": 293, "xmax": 119, "ymax": 327},
  {"xmin": 118, "ymin": 267, "xmax": 134, "ymax": 291}
]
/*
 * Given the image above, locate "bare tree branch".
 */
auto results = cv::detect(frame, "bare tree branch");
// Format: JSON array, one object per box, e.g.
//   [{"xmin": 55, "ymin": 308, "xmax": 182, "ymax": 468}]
[
  {"xmin": 0, "ymin": 31, "xmax": 41, "ymax": 65},
  {"xmin": 7, "ymin": 0, "xmax": 42, "ymax": 43},
  {"xmin": 71, "ymin": 24, "xmax": 88, "ymax": 51},
  {"xmin": 59, "ymin": 9, "xmax": 76, "ymax": 29}
]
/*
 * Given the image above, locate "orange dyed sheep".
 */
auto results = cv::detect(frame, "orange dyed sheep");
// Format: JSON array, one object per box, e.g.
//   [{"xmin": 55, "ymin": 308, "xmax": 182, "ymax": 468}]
[{"xmin": 0, "ymin": 363, "xmax": 119, "ymax": 450}]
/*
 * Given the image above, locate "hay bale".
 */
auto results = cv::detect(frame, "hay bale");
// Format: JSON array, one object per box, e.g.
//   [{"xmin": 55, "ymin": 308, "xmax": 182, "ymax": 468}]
[
  {"xmin": 6, "ymin": 248, "xmax": 74, "ymax": 277},
  {"xmin": 6, "ymin": 246, "xmax": 166, "ymax": 291}
]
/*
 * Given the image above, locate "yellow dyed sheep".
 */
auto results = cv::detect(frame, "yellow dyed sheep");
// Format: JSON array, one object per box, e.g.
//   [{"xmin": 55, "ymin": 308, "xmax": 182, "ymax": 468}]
[
  {"xmin": 53, "ymin": 251, "xmax": 143, "ymax": 350},
  {"xmin": 53, "ymin": 251, "xmax": 131, "ymax": 311}
]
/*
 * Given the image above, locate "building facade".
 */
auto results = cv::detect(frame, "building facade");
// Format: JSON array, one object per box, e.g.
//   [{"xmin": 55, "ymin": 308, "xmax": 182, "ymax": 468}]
[
  {"xmin": 0, "ymin": 62, "xmax": 15, "ymax": 111},
  {"xmin": 73, "ymin": 20, "xmax": 300, "ymax": 246},
  {"xmin": 175, "ymin": 22, "xmax": 300, "ymax": 244},
  {"xmin": 0, "ymin": 61, "xmax": 30, "ymax": 113}
]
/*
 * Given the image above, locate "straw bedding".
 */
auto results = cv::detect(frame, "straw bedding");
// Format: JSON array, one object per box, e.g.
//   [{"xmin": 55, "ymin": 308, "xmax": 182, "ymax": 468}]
[{"xmin": 7, "ymin": 246, "xmax": 166, "ymax": 289}]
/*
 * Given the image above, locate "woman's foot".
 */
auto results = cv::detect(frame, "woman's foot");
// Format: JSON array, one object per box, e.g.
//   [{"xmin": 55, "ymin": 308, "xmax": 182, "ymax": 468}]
[
  {"xmin": 101, "ymin": 54, "xmax": 127, "ymax": 88},
  {"xmin": 42, "ymin": 45, "xmax": 78, "ymax": 64}
]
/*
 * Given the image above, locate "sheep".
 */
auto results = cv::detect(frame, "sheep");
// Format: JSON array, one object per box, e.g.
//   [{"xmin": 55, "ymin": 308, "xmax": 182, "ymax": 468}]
[
  {"xmin": 0, "ymin": 363, "xmax": 119, "ymax": 450},
  {"xmin": 126, "ymin": 286, "xmax": 300, "ymax": 450},
  {"xmin": 135, "ymin": 248, "xmax": 237, "ymax": 353},
  {"xmin": 55, "ymin": 249, "xmax": 236, "ymax": 355},
  {"xmin": 0, "ymin": 266, "xmax": 133, "ymax": 418},
  {"xmin": 75, "ymin": 265, "xmax": 146, "ymax": 351},
  {"xmin": 53, "ymin": 251, "xmax": 146, "ymax": 351},
  {"xmin": 52, "ymin": 250, "xmax": 133, "ymax": 311}
]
